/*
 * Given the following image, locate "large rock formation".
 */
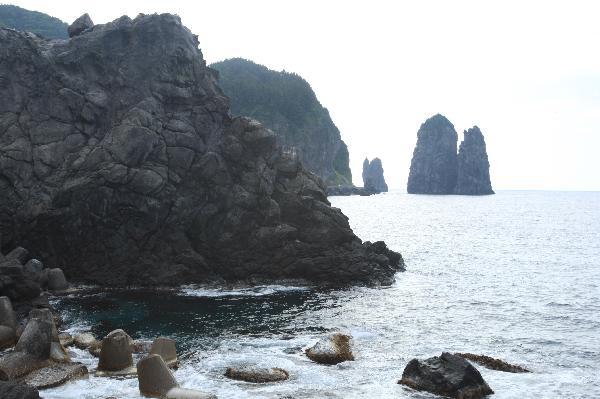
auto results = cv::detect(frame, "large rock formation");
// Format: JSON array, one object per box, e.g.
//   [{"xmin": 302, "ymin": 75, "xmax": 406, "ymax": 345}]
[
  {"xmin": 362, "ymin": 158, "xmax": 388, "ymax": 193},
  {"xmin": 407, "ymin": 114, "xmax": 458, "ymax": 194},
  {"xmin": 455, "ymin": 127, "xmax": 494, "ymax": 195},
  {"xmin": 210, "ymin": 58, "xmax": 352, "ymax": 186},
  {"xmin": 407, "ymin": 114, "xmax": 493, "ymax": 195},
  {"xmin": 0, "ymin": 14, "xmax": 403, "ymax": 287}
]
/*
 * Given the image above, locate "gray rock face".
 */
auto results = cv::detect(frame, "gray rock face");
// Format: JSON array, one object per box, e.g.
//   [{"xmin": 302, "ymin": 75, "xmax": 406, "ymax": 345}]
[
  {"xmin": 362, "ymin": 158, "xmax": 388, "ymax": 193},
  {"xmin": 67, "ymin": 13, "xmax": 93, "ymax": 37},
  {"xmin": 0, "ymin": 381, "xmax": 41, "ymax": 399},
  {"xmin": 407, "ymin": 114, "xmax": 458, "ymax": 194},
  {"xmin": 0, "ymin": 14, "xmax": 403, "ymax": 287},
  {"xmin": 399, "ymin": 352, "xmax": 494, "ymax": 399},
  {"xmin": 455, "ymin": 127, "xmax": 494, "ymax": 195}
]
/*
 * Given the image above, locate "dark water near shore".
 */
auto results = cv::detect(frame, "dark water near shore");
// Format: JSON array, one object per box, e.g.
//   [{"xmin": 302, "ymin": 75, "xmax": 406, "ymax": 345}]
[{"xmin": 46, "ymin": 191, "xmax": 600, "ymax": 398}]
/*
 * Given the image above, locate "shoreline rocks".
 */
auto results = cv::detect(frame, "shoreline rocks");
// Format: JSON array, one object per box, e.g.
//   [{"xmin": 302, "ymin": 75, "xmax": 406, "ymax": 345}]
[
  {"xmin": 399, "ymin": 352, "xmax": 494, "ymax": 399},
  {"xmin": 306, "ymin": 333, "xmax": 354, "ymax": 365},
  {"xmin": 224, "ymin": 365, "xmax": 289, "ymax": 383},
  {"xmin": 455, "ymin": 353, "xmax": 530, "ymax": 373}
]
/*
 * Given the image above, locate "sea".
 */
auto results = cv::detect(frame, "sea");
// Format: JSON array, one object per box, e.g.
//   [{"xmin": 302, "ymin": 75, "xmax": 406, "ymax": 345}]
[{"xmin": 43, "ymin": 190, "xmax": 600, "ymax": 398}]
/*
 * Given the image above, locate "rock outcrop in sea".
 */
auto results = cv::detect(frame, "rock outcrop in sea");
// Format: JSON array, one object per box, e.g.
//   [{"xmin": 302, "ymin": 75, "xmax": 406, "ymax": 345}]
[
  {"xmin": 455, "ymin": 127, "xmax": 494, "ymax": 195},
  {"xmin": 211, "ymin": 58, "xmax": 352, "ymax": 187},
  {"xmin": 407, "ymin": 114, "xmax": 493, "ymax": 195},
  {"xmin": 0, "ymin": 13, "xmax": 403, "ymax": 287},
  {"xmin": 362, "ymin": 157, "xmax": 388, "ymax": 193}
]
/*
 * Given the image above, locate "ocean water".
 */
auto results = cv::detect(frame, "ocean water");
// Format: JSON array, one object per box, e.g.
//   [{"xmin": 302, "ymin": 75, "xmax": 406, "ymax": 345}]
[{"xmin": 45, "ymin": 191, "xmax": 600, "ymax": 399}]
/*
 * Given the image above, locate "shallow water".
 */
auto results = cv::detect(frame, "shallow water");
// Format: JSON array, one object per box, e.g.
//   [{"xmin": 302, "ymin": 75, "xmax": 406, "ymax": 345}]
[{"xmin": 45, "ymin": 190, "xmax": 600, "ymax": 398}]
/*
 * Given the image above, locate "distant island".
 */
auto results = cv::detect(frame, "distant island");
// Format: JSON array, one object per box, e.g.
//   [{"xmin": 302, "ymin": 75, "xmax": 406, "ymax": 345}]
[
  {"xmin": 0, "ymin": 4, "xmax": 67, "ymax": 39},
  {"xmin": 407, "ymin": 114, "xmax": 494, "ymax": 195}
]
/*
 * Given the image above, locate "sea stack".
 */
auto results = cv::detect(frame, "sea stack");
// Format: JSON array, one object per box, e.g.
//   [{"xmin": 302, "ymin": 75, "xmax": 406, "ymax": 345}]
[
  {"xmin": 407, "ymin": 114, "xmax": 493, "ymax": 195},
  {"xmin": 455, "ymin": 127, "xmax": 494, "ymax": 195},
  {"xmin": 407, "ymin": 114, "xmax": 458, "ymax": 194},
  {"xmin": 362, "ymin": 158, "xmax": 388, "ymax": 193}
]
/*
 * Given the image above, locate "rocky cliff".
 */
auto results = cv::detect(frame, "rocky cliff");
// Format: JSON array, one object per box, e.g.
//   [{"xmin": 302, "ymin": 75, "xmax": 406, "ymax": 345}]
[
  {"xmin": 407, "ymin": 114, "xmax": 493, "ymax": 195},
  {"xmin": 0, "ymin": 13, "xmax": 403, "ymax": 287},
  {"xmin": 407, "ymin": 114, "xmax": 458, "ymax": 194},
  {"xmin": 362, "ymin": 158, "xmax": 388, "ymax": 193},
  {"xmin": 210, "ymin": 58, "xmax": 352, "ymax": 186},
  {"xmin": 455, "ymin": 127, "xmax": 494, "ymax": 195},
  {"xmin": 0, "ymin": 4, "xmax": 68, "ymax": 39}
]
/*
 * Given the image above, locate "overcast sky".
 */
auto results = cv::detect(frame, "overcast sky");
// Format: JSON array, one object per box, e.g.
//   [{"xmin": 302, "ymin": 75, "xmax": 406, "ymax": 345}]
[{"xmin": 13, "ymin": 0, "xmax": 600, "ymax": 190}]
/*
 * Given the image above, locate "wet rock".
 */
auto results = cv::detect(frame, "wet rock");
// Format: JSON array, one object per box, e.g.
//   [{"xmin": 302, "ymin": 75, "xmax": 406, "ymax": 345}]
[
  {"xmin": 0, "ymin": 296, "xmax": 17, "ymax": 330},
  {"xmin": 73, "ymin": 332, "xmax": 97, "ymax": 349},
  {"xmin": 23, "ymin": 260, "xmax": 43, "ymax": 281},
  {"xmin": 0, "ymin": 325, "xmax": 16, "ymax": 349},
  {"xmin": 46, "ymin": 269, "xmax": 68, "ymax": 292},
  {"xmin": 407, "ymin": 114, "xmax": 458, "ymax": 194},
  {"xmin": 454, "ymin": 353, "xmax": 530, "ymax": 373},
  {"xmin": 0, "ymin": 13, "xmax": 403, "ymax": 288},
  {"xmin": 362, "ymin": 157, "xmax": 388, "ymax": 193},
  {"xmin": 133, "ymin": 339, "xmax": 153, "ymax": 354},
  {"xmin": 5, "ymin": 247, "xmax": 29, "ymax": 264},
  {"xmin": 20, "ymin": 362, "xmax": 88, "ymax": 389},
  {"xmin": 67, "ymin": 13, "xmax": 93, "ymax": 37},
  {"xmin": 137, "ymin": 354, "xmax": 178, "ymax": 397},
  {"xmin": 15, "ymin": 317, "xmax": 52, "ymax": 359},
  {"xmin": 97, "ymin": 329, "xmax": 134, "ymax": 372},
  {"xmin": 58, "ymin": 333, "xmax": 74, "ymax": 347},
  {"xmin": 149, "ymin": 337, "xmax": 178, "ymax": 367},
  {"xmin": 455, "ymin": 127, "xmax": 494, "ymax": 195},
  {"xmin": 165, "ymin": 387, "xmax": 218, "ymax": 399},
  {"xmin": 305, "ymin": 333, "xmax": 354, "ymax": 365},
  {"xmin": 398, "ymin": 352, "xmax": 494, "ymax": 399},
  {"xmin": 88, "ymin": 340, "xmax": 102, "ymax": 357},
  {"xmin": 0, "ymin": 381, "xmax": 41, "ymax": 399},
  {"xmin": 224, "ymin": 365, "xmax": 289, "ymax": 383},
  {"xmin": 0, "ymin": 352, "xmax": 51, "ymax": 380}
]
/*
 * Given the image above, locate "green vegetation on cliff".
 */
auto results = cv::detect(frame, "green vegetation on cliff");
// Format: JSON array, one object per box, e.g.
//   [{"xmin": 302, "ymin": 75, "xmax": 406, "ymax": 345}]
[
  {"xmin": 211, "ymin": 58, "xmax": 352, "ymax": 186},
  {"xmin": 0, "ymin": 4, "xmax": 67, "ymax": 39}
]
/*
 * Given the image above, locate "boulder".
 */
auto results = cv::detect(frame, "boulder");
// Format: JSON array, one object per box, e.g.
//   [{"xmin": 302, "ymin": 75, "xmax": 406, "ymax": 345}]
[
  {"xmin": 15, "ymin": 317, "xmax": 52, "ymax": 359},
  {"xmin": 137, "ymin": 354, "xmax": 178, "ymax": 397},
  {"xmin": 0, "ymin": 325, "xmax": 16, "ymax": 349},
  {"xmin": 0, "ymin": 260, "xmax": 41, "ymax": 301},
  {"xmin": 58, "ymin": 333, "xmax": 74, "ymax": 347},
  {"xmin": 454, "ymin": 353, "xmax": 530, "ymax": 373},
  {"xmin": 305, "ymin": 333, "xmax": 354, "ymax": 365},
  {"xmin": 67, "ymin": 13, "xmax": 93, "ymax": 38},
  {"xmin": 224, "ymin": 365, "xmax": 289, "ymax": 383},
  {"xmin": 0, "ymin": 352, "xmax": 51, "ymax": 380},
  {"xmin": 0, "ymin": 296, "xmax": 17, "ymax": 330},
  {"xmin": 46, "ymin": 269, "xmax": 68, "ymax": 292},
  {"xmin": 149, "ymin": 337, "xmax": 178, "ymax": 367},
  {"xmin": 97, "ymin": 329, "xmax": 134, "ymax": 372},
  {"xmin": 5, "ymin": 247, "xmax": 28, "ymax": 264},
  {"xmin": 0, "ymin": 13, "xmax": 403, "ymax": 289},
  {"xmin": 73, "ymin": 332, "xmax": 97, "ymax": 349},
  {"xmin": 20, "ymin": 362, "xmax": 88, "ymax": 389},
  {"xmin": 398, "ymin": 352, "xmax": 494, "ymax": 399},
  {"xmin": 88, "ymin": 340, "xmax": 102, "ymax": 357},
  {"xmin": 165, "ymin": 387, "xmax": 217, "ymax": 399},
  {"xmin": 0, "ymin": 381, "xmax": 41, "ymax": 399},
  {"xmin": 23, "ymin": 259, "xmax": 43, "ymax": 281}
]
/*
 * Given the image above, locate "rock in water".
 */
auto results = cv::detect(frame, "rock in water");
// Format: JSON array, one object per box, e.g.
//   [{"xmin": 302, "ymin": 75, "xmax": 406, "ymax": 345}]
[
  {"xmin": 210, "ymin": 58, "xmax": 353, "ymax": 187},
  {"xmin": 0, "ymin": 381, "xmax": 41, "ymax": 399},
  {"xmin": 149, "ymin": 337, "xmax": 178, "ymax": 367},
  {"xmin": 454, "ymin": 353, "xmax": 530, "ymax": 373},
  {"xmin": 398, "ymin": 352, "xmax": 494, "ymax": 399},
  {"xmin": 46, "ymin": 268, "xmax": 68, "ymax": 292},
  {"xmin": 137, "ymin": 354, "xmax": 178, "ymax": 398},
  {"xmin": 362, "ymin": 157, "xmax": 388, "ymax": 193},
  {"xmin": 20, "ymin": 363, "xmax": 88, "ymax": 389},
  {"xmin": 407, "ymin": 114, "xmax": 458, "ymax": 194},
  {"xmin": 67, "ymin": 13, "xmax": 93, "ymax": 37},
  {"xmin": 97, "ymin": 329, "xmax": 133, "ymax": 372},
  {"xmin": 305, "ymin": 333, "xmax": 354, "ymax": 365},
  {"xmin": 73, "ymin": 332, "xmax": 97, "ymax": 349},
  {"xmin": 0, "ymin": 14, "xmax": 403, "ymax": 287},
  {"xmin": 165, "ymin": 388, "xmax": 217, "ymax": 399},
  {"xmin": 455, "ymin": 127, "xmax": 494, "ymax": 195},
  {"xmin": 225, "ymin": 365, "xmax": 289, "ymax": 383}
]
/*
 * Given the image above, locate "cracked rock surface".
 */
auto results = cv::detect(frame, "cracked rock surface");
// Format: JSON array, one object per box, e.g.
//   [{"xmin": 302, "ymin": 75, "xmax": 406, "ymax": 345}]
[{"xmin": 0, "ymin": 13, "xmax": 403, "ymax": 287}]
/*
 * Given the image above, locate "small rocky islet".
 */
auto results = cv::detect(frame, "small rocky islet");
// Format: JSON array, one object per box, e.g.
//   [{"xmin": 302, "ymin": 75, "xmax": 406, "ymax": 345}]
[{"xmin": 0, "ymin": 8, "xmax": 520, "ymax": 399}]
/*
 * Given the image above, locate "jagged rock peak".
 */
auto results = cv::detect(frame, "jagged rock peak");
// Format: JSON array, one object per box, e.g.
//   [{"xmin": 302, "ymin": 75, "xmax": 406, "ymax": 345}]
[
  {"xmin": 455, "ymin": 126, "xmax": 494, "ymax": 195},
  {"xmin": 407, "ymin": 114, "xmax": 458, "ymax": 194},
  {"xmin": 0, "ymin": 13, "xmax": 403, "ymax": 287},
  {"xmin": 362, "ymin": 158, "xmax": 388, "ymax": 193},
  {"xmin": 67, "ymin": 13, "xmax": 93, "ymax": 37}
]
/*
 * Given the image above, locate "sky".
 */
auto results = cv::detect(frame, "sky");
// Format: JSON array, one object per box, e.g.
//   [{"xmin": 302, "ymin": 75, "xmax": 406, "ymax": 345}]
[{"xmin": 11, "ymin": 0, "xmax": 600, "ymax": 190}]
